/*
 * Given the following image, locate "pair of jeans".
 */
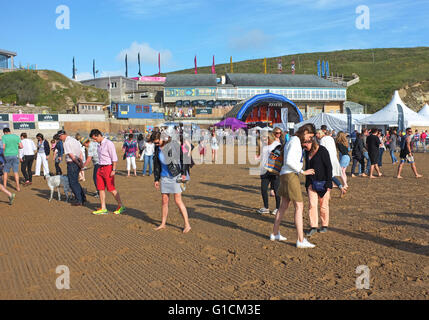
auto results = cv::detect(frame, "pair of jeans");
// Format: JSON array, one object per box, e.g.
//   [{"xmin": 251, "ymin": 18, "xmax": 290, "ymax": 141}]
[
  {"xmin": 351, "ymin": 157, "xmax": 365, "ymax": 175},
  {"xmin": 359, "ymin": 152, "xmax": 371, "ymax": 175},
  {"xmin": 55, "ymin": 158, "xmax": 62, "ymax": 175},
  {"xmin": 67, "ymin": 162, "xmax": 86, "ymax": 204},
  {"xmin": 378, "ymin": 148, "xmax": 385, "ymax": 167},
  {"xmin": 260, "ymin": 173, "xmax": 280, "ymax": 210},
  {"xmin": 21, "ymin": 155, "xmax": 34, "ymax": 182},
  {"xmin": 93, "ymin": 164, "xmax": 99, "ymax": 194},
  {"xmin": 332, "ymin": 176, "xmax": 343, "ymax": 189},
  {"xmin": 389, "ymin": 149, "xmax": 398, "ymax": 163},
  {"xmin": 143, "ymin": 155, "xmax": 154, "ymax": 175}
]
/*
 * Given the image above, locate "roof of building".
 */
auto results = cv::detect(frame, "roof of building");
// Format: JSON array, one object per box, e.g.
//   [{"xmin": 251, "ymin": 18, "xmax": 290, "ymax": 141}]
[
  {"xmin": 225, "ymin": 73, "xmax": 344, "ymax": 88},
  {"xmin": 0, "ymin": 49, "xmax": 17, "ymax": 57},
  {"xmin": 165, "ymin": 74, "xmax": 218, "ymax": 87},
  {"xmin": 80, "ymin": 76, "xmax": 137, "ymax": 83}
]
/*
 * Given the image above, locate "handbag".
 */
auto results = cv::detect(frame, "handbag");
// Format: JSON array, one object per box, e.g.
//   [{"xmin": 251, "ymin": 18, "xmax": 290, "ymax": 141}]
[
  {"xmin": 264, "ymin": 147, "xmax": 283, "ymax": 175},
  {"xmin": 312, "ymin": 180, "xmax": 327, "ymax": 192}
]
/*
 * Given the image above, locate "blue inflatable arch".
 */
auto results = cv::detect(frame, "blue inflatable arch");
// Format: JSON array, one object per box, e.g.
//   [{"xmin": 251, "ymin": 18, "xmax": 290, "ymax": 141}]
[{"xmin": 237, "ymin": 93, "xmax": 304, "ymax": 123}]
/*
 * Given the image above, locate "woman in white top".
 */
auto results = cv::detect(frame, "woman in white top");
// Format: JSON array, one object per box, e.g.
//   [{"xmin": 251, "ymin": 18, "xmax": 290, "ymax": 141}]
[
  {"xmin": 143, "ymin": 138, "xmax": 155, "ymax": 176},
  {"xmin": 257, "ymin": 132, "xmax": 281, "ymax": 215},
  {"xmin": 210, "ymin": 131, "xmax": 219, "ymax": 163},
  {"xmin": 272, "ymin": 124, "xmax": 317, "ymax": 249}
]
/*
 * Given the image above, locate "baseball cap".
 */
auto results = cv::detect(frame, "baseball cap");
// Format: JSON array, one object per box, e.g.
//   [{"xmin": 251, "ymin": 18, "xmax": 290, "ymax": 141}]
[{"xmin": 57, "ymin": 130, "xmax": 66, "ymax": 136}]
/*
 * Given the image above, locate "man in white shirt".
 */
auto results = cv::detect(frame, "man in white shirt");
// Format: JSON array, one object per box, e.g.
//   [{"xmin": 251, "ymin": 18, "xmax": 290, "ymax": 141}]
[{"xmin": 19, "ymin": 133, "xmax": 37, "ymax": 186}]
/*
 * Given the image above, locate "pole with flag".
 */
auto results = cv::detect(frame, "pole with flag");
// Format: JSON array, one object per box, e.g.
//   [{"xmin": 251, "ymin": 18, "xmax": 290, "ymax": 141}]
[
  {"xmin": 194, "ymin": 56, "xmax": 198, "ymax": 74},
  {"xmin": 230, "ymin": 56, "xmax": 234, "ymax": 73},
  {"xmin": 326, "ymin": 61, "xmax": 329, "ymax": 78},
  {"xmin": 93, "ymin": 59, "xmax": 96, "ymax": 79},
  {"xmin": 212, "ymin": 55, "xmax": 216, "ymax": 74},
  {"xmin": 346, "ymin": 107, "xmax": 352, "ymax": 134},
  {"xmin": 277, "ymin": 58, "xmax": 282, "ymax": 74},
  {"xmin": 138, "ymin": 52, "xmax": 142, "ymax": 77},
  {"xmin": 72, "ymin": 57, "xmax": 76, "ymax": 80},
  {"xmin": 125, "ymin": 54, "xmax": 128, "ymax": 78},
  {"xmin": 264, "ymin": 58, "xmax": 267, "ymax": 74},
  {"xmin": 322, "ymin": 60, "xmax": 325, "ymax": 77},
  {"xmin": 317, "ymin": 60, "xmax": 321, "ymax": 77},
  {"xmin": 291, "ymin": 60, "xmax": 296, "ymax": 75},
  {"xmin": 158, "ymin": 53, "xmax": 161, "ymax": 75}
]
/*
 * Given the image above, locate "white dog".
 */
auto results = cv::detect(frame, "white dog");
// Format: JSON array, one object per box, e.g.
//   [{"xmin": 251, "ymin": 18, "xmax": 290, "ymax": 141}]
[{"xmin": 45, "ymin": 175, "xmax": 72, "ymax": 202}]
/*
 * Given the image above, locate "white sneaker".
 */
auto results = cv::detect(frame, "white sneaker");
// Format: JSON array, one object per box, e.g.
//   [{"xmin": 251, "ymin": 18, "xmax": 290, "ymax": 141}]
[
  {"xmin": 270, "ymin": 233, "xmax": 287, "ymax": 241},
  {"xmin": 271, "ymin": 209, "xmax": 279, "ymax": 216},
  {"xmin": 257, "ymin": 208, "xmax": 270, "ymax": 214},
  {"xmin": 296, "ymin": 238, "xmax": 316, "ymax": 249}
]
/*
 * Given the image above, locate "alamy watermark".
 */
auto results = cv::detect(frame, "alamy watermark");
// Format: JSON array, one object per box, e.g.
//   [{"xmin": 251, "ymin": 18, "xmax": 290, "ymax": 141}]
[
  {"xmin": 356, "ymin": 5, "xmax": 370, "ymax": 30},
  {"xmin": 355, "ymin": 265, "xmax": 370, "ymax": 289},
  {"xmin": 56, "ymin": 5, "xmax": 70, "ymax": 30},
  {"xmin": 56, "ymin": 265, "xmax": 70, "ymax": 290}
]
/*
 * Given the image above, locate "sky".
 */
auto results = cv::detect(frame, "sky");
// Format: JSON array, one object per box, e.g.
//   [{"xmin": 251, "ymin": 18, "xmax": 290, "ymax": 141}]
[{"xmin": 1, "ymin": 0, "xmax": 428, "ymax": 80}]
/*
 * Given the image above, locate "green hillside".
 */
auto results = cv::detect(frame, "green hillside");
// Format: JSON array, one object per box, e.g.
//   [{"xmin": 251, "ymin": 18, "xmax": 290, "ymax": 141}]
[
  {"xmin": 0, "ymin": 70, "xmax": 108, "ymax": 112},
  {"xmin": 162, "ymin": 47, "xmax": 429, "ymax": 113}
]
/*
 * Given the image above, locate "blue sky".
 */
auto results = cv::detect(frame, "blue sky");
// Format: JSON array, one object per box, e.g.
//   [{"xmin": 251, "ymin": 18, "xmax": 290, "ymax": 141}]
[{"xmin": 1, "ymin": 0, "xmax": 428, "ymax": 80}]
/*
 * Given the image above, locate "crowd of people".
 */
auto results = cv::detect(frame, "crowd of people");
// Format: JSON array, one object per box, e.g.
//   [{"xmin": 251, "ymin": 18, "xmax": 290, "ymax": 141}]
[{"xmin": 0, "ymin": 123, "xmax": 425, "ymax": 246}]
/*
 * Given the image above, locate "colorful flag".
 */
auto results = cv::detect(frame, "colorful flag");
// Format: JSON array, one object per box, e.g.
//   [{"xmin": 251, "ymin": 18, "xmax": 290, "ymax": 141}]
[
  {"xmin": 230, "ymin": 56, "xmax": 233, "ymax": 73},
  {"xmin": 158, "ymin": 53, "xmax": 161, "ymax": 75},
  {"xmin": 138, "ymin": 52, "xmax": 142, "ymax": 77},
  {"xmin": 194, "ymin": 56, "xmax": 197, "ymax": 74},
  {"xmin": 277, "ymin": 58, "xmax": 282, "ymax": 74},
  {"xmin": 212, "ymin": 55, "xmax": 216, "ymax": 74},
  {"xmin": 264, "ymin": 58, "xmax": 267, "ymax": 74},
  {"xmin": 317, "ymin": 60, "xmax": 321, "ymax": 77},
  {"xmin": 322, "ymin": 60, "xmax": 325, "ymax": 77},
  {"xmin": 291, "ymin": 60, "xmax": 296, "ymax": 75},
  {"xmin": 326, "ymin": 61, "xmax": 329, "ymax": 78}
]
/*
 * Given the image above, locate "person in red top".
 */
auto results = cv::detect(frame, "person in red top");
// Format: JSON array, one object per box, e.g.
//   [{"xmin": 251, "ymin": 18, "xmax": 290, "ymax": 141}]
[{"xmin": 420, "ymin": 130, "xmax": 427, "ymax": 153}]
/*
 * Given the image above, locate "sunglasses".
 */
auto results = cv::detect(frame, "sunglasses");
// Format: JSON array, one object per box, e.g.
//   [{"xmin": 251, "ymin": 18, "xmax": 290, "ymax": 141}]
[{"xmin": 274, "ymin": 132, "xmax": 282, "ymax": 135}]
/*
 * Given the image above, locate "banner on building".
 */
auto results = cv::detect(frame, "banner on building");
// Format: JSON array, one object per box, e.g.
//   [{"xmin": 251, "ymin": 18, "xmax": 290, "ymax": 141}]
[
  {"xmin": 0, "ymin": 122, "xmax": 9, "ymax": 129},
  {"xmin": 38, "ymin": 122, "xmax": 60, "ymax": 130},
  {"xmin": 281, "ymin": 108, "xmax": 289, "ymax": 131},
  {"xmin": 397, "ymin": 104, "xmax": 405, "ymax": 133},
  {"xmin": 346, "ymin": 107, "xmax": 352, "ymax": 134},
  {"xmin": 38, "ymin": 114, "xmax": 59, "ymax": 122},
  {"xmin": 0, "ymin": 114, "xmax": 9, "ymax": 122},
  {"xmin": 13, "ymin": 122, "xmax": 36, "ymax": 130},
  {"xmin": 13, "ymin": 114, "xmax": 35, "ymax": 122},
  {"xmin": 196, "ymin": 108, "xmax": 213, "ymax": 115}
]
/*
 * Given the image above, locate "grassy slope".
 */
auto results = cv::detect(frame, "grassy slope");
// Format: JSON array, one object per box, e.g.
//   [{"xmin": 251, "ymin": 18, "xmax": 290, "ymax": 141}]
[
  {"xmin": 161, "ymin": 47, "xmax": 429, "ymax": 113},
  {"xmin": 0, "ymin": 70, "xmax": 108, "ymax": 112}
]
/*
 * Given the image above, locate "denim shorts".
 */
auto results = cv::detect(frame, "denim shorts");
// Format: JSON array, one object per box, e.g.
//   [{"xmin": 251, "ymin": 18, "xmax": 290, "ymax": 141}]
[{"xmin": 4, "ymin": 156, "xmax": 19, "ymax": 173}]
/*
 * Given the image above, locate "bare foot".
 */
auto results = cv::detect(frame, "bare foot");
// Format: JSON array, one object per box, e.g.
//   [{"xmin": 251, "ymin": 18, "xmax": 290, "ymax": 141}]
[
  {"xmin": 397, "ymin": 176, "xmax": 403, "ymax": 179},
  {"xmin": 361, "ymin": 173, "xmax": 368, "ymax": 177},
  {"xmin": 183, "ymin": 226, "xmax": 192, "ymax": 234},
  {"xmin": 416, "ymin": 174, "xmax": 423, "ymax": 179},
  {"xmin": 370, "ymin": 176, "xmax": 377, "ymax": 179},
  {"xmin": 340, "ymin": 188, "xmax": 347, "ymax": 198},
  {"xmin": 154, "ymin": 225, "xmax": 166, "ymax": 231}
]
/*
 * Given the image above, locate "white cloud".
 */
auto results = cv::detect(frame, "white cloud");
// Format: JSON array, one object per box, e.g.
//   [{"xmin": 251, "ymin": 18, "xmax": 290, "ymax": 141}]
[
  {"xmin": 114, "ymin": 0, "xmax": 201, "ymax": 17},
  {"xmin": 117, "ymin": 42, "xmax": 173, "ymax": 66},
  {"xmin": 229, "ymin": 29, "xmax": 272, "ymax": 51},
  {"xmin": 100, "ymin": 70, "xmax": 123, "ymax": 78}
]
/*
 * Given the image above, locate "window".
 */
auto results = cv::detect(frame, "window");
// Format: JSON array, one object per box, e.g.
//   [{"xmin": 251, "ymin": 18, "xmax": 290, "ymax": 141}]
[
  {"xmin": 128, "ymin": 94, "xmax": 134, "ymax": 99},
  {"xmin": 136, "ymin": 106, "xmax": 143, "ymax": 113},
  {"xmin": 143, "ymin": 106, "xmax": 150, "ymax": 113},
  {"xmin": 140, "ymin": 93, "xmax": 149, "ymax": 99},
  {"xmin": 119, "ymin": 105, "xmax": 129, "ymax": 112}
]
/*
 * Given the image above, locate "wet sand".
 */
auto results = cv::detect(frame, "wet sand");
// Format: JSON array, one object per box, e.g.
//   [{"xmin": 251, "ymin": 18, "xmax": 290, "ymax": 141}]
[{"xmin": 0, "ymin": 147, "xmax": 428, "ymax": 300}]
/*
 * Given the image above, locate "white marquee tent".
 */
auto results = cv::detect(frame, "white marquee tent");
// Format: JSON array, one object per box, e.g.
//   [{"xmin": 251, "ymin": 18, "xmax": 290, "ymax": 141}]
[
  {"xmin": 418, "ymin": 103, "xmax": 429, "ymax": 118},
  {"xmin": 357, "ymin": 91, "xmax": 429, "ymax": 128},
  {"xmin": 294, "ymin": 112, "xmax": 370, "ymax": 132}
]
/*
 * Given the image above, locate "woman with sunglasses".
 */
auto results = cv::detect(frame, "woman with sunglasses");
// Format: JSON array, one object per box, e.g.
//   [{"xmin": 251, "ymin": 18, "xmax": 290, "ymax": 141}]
[
  {"xmin": 303, "ymin": 138, "xmax": 333, "ymax": 237},
  {"xmin": 272, "ymin": 124, "xmax": 316, "ymax": 249},
  {"xmin": 152, "ymin": 131, "xmax": 191, "ymax": 234},
  {"xmin": 257, "ymin": 132, "xmax": 281, "ymax": 215},
  {"xmin": 269, "ymin": 128, "xmax": 284, "ymax": 197}
]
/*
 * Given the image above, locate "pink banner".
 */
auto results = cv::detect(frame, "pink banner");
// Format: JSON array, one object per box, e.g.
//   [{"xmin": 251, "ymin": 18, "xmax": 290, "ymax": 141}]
[
  {"xmin": 13, "ymin": 114, "xmax": 35, "ymax": 122},
  {"xmin": 131, "ymin": 76, "xmax": 166, "ymax": 82}
]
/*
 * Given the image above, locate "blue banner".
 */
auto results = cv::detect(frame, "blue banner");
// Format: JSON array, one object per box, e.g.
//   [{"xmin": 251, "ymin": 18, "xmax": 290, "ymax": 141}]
[
  {"xmin": 322, "ymin": 61, "xmax": 325, "ymax": 77},
  {"xmin": 397, "ymin": 104, "xmax": 405, "ymax": 133},
  {"xmin": 326, "ymin": 61, "xmax": 329, "ymax": 78},
  {"xmin": 317, "ymin": 60, "xmax": 321, "ymax": 77},
  {"xmin": 346, "ymin": 107, "xmax": 352, "ymax": 134}
]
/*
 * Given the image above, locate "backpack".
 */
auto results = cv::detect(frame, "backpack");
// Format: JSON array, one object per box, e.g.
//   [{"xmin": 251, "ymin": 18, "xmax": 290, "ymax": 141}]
[{"xmin": 264, "ymin": 145, "xmax": 284, "ymax": 175}]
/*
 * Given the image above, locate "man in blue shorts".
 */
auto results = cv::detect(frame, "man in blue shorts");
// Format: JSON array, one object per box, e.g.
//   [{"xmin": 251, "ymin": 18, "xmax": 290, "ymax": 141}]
[{"xmin": 397, "ymin": 128, "xmax": 423, "ymax": 179}]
